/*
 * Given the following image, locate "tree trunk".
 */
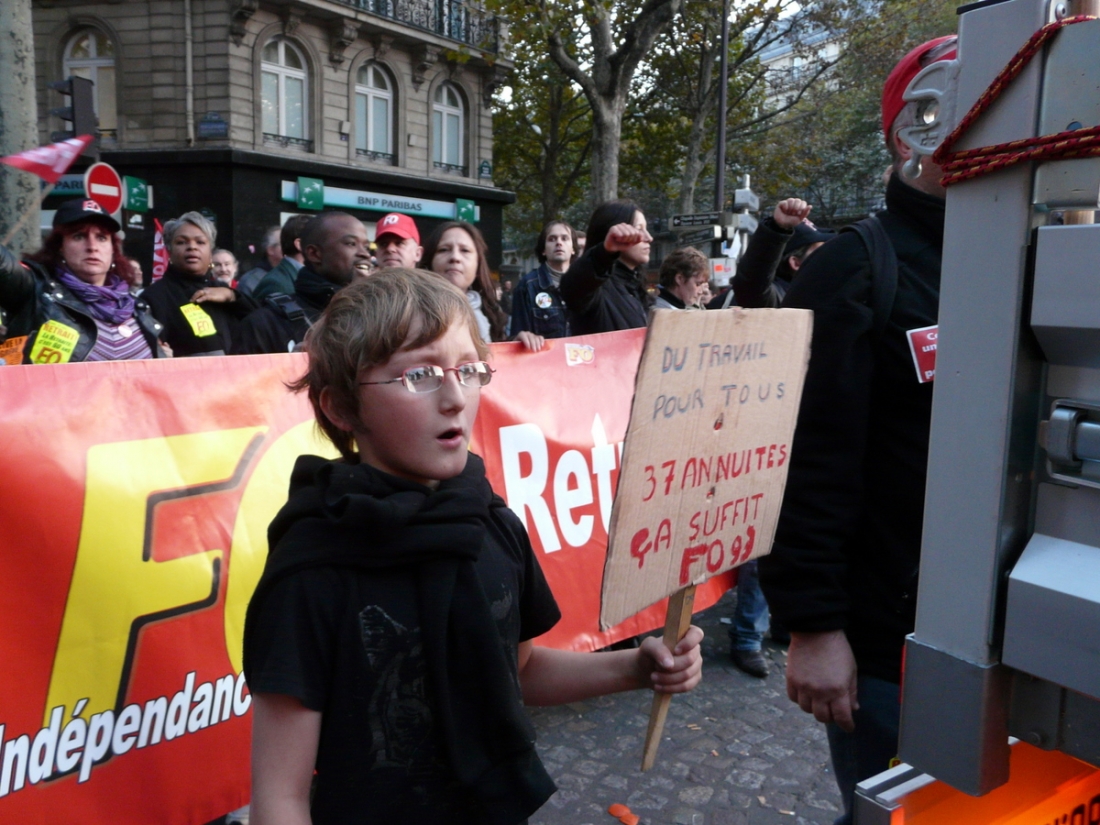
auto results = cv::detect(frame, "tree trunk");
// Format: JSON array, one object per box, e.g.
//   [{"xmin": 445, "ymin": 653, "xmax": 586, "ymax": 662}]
[
  {"xmin": 590, "ymin": 98, "xmax": 623, "ymax": 205},
  {"xmin": 545, "ymin": 0, "xmax": 684, "ymax": 206},
  {"xmin": 0, "ymin": 0, "xmax": 40, "ymax": 256}
]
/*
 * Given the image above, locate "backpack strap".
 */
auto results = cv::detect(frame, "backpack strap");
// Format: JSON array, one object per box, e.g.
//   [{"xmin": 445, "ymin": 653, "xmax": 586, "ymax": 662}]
[
  {"xmin": 842, "ymin": 216, "xmax": 898, "ymax": 336},
  {"xmin": 265, "ymin": 293, "xmax": 313, "ymax": 343}
]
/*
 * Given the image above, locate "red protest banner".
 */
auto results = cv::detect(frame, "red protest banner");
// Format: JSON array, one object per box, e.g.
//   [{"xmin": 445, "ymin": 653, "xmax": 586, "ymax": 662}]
[
  {"xmin": 152, "ymin": 219, "xmax": 169, "ymax": 281},
  {"xmin": 0, "ymin": 334, "xmax": 732, "ymax": 824},
  {"xmin": 0, "ymin": 136, "xmax": 94, "ymax": 184}
]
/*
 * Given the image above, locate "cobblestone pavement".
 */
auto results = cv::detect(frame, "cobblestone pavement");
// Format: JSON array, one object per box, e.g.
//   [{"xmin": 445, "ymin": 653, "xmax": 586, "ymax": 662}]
[{"xmin": 528, "ymin": 592, "xmax": 843, "ymax": 825}]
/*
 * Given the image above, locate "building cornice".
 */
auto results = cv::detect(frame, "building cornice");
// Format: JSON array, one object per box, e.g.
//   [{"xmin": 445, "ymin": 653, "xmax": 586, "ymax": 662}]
[{"xmin": 102, "ymin": 148, "xmax": 516, "ymax": 204}]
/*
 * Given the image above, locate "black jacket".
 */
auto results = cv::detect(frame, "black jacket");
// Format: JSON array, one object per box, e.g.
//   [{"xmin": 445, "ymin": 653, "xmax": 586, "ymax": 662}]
[
  {"xmin": 0, "ymin": 246, "xmax": 166, "ymax": 363},
  {"xmin": 231, "ymin": 266, "xmax": 337, "ymax": 354},
  {"xmin": 759, "ymin": 175, "xmax": 945, "ymax": 684},
  {"xmin": 732, "ymin": 216, "xmax": 795, "ymax": 309},
  {"xmin": 509, "ymin": 263, "xmax": 569, "ymax": 339},
  {"xmin": 143, "ymin": 266, "xmax": 256, "ymax": 357},
  {"xmin": 560, "ymin": 244, "xmax": 649, "ymax": 335}
]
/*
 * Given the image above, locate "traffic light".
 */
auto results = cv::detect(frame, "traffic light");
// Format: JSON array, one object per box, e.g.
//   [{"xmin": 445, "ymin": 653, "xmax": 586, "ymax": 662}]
[{"xmin": 49, "ymin": 76, "xmax": 98, "ymax": 158}]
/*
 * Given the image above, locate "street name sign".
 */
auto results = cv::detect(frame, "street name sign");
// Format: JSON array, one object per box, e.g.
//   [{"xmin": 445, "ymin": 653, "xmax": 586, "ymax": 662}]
[{"xmin": 671, "ymin": 211, "xmax": 734, "ymax": 229}]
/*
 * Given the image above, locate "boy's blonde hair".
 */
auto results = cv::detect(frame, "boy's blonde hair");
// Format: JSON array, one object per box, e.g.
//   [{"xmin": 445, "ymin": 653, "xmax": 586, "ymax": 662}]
[{"xmin": 290, "ymin": 268, "xmax": 489, "ymax": 459}]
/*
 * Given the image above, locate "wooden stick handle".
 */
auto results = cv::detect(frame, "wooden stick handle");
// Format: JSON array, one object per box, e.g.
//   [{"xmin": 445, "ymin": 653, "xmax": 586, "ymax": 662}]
[
  {"xmin": 1, "ymin": 183, "xmax": 54, "ymax": 248},
  {"xmin": 641, "ymin": 584, "xmax": 697, "ymax": 771}
]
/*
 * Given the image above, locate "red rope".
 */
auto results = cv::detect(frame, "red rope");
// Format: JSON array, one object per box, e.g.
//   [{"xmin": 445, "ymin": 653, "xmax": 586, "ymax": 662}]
[{"xmin": 931, "ymin": 14, "xmax": 1098, "ymax": 187}]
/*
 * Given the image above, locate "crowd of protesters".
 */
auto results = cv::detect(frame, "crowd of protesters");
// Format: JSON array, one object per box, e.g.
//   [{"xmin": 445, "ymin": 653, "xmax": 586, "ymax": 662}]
[{"xmin": 0, "ymin": 34, "xmax": 955, "ymax": 825}]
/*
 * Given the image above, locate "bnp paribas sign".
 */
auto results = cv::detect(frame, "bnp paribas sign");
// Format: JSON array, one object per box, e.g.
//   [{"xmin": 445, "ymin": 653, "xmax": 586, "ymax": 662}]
[{"xmin": 282, "ymin": 179, "xmax": 478, "ymax": 222}]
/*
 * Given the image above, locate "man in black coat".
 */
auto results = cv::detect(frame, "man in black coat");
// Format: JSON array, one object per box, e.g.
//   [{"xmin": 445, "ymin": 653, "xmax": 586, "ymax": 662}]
[
  {"xmin": 758, "ymin": 35, "xmax": 957, "ymax": 825},
  {"xmin": 232, "ymin": 212, "xmax": 371, "ymax": 354}
]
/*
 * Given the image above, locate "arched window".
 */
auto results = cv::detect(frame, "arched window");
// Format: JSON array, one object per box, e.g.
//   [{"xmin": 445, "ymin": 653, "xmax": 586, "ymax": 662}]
[
  {"xmin": 63, "ymin": 29, "xmax": 117, "ymax": 140},
  {"xmin": 261, "ymin": 38, "xmax": 310, "ymax": 147},
  {"xmin": 355, "ymin": 64, "xmax": 393, "ymax": 162},
  {"xmin": 432, "ymin": 82, "xmax": 466, "ymax": 174}
]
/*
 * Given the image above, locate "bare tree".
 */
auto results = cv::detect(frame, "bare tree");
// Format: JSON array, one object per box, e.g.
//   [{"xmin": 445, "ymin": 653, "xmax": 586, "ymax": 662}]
[
  {"xmin": 494, "ymin": 0, "xmax": 685, "ymax": 203},
  {"xmin": 628, "ymin": 0, "xmax": 845, "ymax": 215}
]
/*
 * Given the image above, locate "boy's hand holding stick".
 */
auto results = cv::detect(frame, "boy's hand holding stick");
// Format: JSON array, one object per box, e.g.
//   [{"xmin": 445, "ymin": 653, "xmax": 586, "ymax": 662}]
[{"xmin": 641, "ymin": 584, "xmax": 697, "ymax": 770}]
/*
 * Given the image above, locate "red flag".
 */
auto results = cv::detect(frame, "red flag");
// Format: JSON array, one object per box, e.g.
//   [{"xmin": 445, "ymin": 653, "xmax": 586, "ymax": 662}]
[
  {"xmin": 0, "ymin": 136, "xmax": 94, "ymax": 185},
  {"xmin": 152, "ymin": 219, "xmax": 169, "ymax": 281}
]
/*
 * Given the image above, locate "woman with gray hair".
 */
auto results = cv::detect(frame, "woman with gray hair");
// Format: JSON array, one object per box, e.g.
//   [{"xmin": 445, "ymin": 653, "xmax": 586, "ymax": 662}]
[{"xmin": 143, "ymin": 211, "xmax": 257, "ymax": 356}]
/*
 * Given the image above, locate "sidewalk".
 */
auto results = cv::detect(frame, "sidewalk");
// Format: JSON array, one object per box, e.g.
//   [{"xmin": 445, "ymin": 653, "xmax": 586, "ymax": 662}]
[{"xmin": 529, "ymin": 591, "xmax": 843, "ymax": 825}]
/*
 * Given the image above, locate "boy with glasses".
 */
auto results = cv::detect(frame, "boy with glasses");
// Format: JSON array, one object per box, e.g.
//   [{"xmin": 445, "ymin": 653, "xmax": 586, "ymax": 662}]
[{"xmin": 243, "ymin": 270, "xmax": 704, "ymax": 824}]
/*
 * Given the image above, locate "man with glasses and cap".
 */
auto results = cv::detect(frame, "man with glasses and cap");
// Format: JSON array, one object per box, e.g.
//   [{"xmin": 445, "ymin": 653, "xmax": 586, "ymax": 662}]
[{"xmin": 759, "ymin": 35, "xmax": 957, "ymax": 824}]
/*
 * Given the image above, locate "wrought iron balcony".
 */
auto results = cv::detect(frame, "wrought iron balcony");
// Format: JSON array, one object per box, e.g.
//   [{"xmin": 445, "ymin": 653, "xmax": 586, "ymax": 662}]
[
  {"xmin": 434, "ymin": 161, "xmax": 468, "ymax": 176},
  {"xmin": 264, "ymin": 133, "xmax": 314, "ymax": 151},
  {"xmin": 356, "ymin": 148, "xmax": 396, "ymax": 164},
  {"xmin": 338, "ymin": 0, "xmax": 500, "ymax": 52}
]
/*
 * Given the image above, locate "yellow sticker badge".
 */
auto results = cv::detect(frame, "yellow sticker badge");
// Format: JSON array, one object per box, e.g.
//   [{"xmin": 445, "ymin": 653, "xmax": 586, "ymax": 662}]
[
  {"xmin": 180, "ymin": 303, "xmax": 217, "ymax": 338},
  {"xmin": 29, "ymin": 321, "xmax": 80, "ymax": 364}
]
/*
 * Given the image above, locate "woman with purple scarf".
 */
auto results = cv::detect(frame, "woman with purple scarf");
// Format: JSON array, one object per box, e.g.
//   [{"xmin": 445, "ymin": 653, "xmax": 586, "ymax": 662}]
[{"xmin": 0, "ymin": 199, "xmax": 169, "ymax": 364}]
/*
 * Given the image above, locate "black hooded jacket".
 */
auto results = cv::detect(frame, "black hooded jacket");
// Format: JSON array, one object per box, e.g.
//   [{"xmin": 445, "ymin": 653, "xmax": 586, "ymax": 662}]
[
  {"xmin": 560, "ymin": 244, "xmax": 650, "ymax": 334},
  {"xmin": 759, "ymin": 174, "xmax": 945, "ymax": 684},
  {"xmin": 243, "ymin": 454, "xmax": 560, "ymax": 824}
]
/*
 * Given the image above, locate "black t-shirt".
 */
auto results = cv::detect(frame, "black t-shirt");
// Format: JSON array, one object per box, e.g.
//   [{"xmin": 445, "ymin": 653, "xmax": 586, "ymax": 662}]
[{"xmin": 246, "ymin": 506, "xmax": 560, "ymax": 824}]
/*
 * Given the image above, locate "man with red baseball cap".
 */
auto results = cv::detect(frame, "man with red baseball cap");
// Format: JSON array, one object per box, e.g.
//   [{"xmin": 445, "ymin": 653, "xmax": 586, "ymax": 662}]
[
  {"xmin": 759, "ymin": 35, "xmax": 957, "ymax": 824},
  {"xmin": 373, "ymin": 212, "xmax": 423, "ymax": 269}
]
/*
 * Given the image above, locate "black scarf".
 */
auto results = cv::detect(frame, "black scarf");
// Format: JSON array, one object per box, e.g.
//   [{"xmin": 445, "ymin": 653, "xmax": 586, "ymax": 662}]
[
  {"xmin": 243, "ymin": 453, "xmax": 555, "ymax": 824},
  {"xmin": 292, "ymin": 265, "xmax": 338, "ymax": 318}
]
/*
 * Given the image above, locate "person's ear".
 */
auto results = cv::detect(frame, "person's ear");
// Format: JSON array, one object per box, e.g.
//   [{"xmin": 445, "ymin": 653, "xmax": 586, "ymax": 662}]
[
  {"xmin": 293, "ymin": 238, "xmax": 302, "ymax": 254},
  {"xmin": 413, "ymin": 245, "xmax": 423, "ymax": 264},
  {"xmin": 892, "ymin": 128, "xmax": 913, "ymax": 163},
  {"xmin": 788, "ymin": 255, "xmax": 802, "ymax": 272},
  {"xmin": 319, "ymin": 387, "xmax": 357, "ymax": 434}
]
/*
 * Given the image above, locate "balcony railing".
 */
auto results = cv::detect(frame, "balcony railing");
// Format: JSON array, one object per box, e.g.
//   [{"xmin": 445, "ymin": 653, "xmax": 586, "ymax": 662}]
[
  {"xmin": 356, "ymin": 148, "xmax": 396, "ymax": 164},
  {"xmin": 434, "ymin": 161, "xmax": 468, "ymax": 176},
  {"xmin": 337, "ymin": 0, "xmax": 500, "ymax": 52},
  {"xmin": 264, "ymin": 133, "xmax": 314, "ymax": 152}
]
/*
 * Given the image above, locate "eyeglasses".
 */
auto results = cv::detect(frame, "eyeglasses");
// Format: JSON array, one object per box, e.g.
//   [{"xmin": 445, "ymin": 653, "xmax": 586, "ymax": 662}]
[{"xmin": 360, "ymin": 361, "xmax": 495, "ymax": 394}]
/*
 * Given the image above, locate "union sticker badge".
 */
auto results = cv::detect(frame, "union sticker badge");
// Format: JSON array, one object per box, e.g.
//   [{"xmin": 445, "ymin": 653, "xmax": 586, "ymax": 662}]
[
  {"xmin": 180, "ymin": 303, "xmax": 217, "ymax": 337},
  {"xmin": 565, "ymin": 343, "xmax": 595, "ymax": 366},
  {"xmin": 28, "ymin": 320, "xmax": 80, "ymax": 364},
  {"xmin": 535, "ymin": 292, "xmax": 553, "ymax": 309},
  {"xmin": 906, "ymin": 325, "xmax": 938, "ymax": 383}
]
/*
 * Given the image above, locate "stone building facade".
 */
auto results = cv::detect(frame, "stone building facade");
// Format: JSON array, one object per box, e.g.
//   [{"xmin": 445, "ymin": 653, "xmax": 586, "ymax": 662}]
[{"xmin": 31, "ymin": 0, "xmax": 514, "ymax": 267}]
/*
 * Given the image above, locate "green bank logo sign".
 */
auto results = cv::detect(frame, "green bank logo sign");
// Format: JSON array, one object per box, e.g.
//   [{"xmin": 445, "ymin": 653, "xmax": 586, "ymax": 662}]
[{"xmin": 280, "ymin": 181, "xmax": 477, "ymax": 222}]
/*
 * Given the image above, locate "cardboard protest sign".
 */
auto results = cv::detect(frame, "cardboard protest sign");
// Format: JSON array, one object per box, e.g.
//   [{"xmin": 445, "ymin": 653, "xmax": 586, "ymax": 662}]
[{"xmin": 600, "ymin": 308, "xmax": 812, "ymax": 629}]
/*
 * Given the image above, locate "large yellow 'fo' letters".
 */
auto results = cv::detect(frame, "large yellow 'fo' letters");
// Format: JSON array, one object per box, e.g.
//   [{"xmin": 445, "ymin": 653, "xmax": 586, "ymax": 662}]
[
  {"xmin": 45, "ymin": 428, "xmax": 265, "ymax": 723},
  {"xmin": 223, "ymin": 421, "xmax": 337, "ymax": 674}
]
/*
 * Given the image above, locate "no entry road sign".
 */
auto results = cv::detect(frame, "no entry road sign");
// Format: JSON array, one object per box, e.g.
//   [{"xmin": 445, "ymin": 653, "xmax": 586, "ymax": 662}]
[{"xmin": 83, "ymin": 162, "xmax": 124, "ymax": 215}]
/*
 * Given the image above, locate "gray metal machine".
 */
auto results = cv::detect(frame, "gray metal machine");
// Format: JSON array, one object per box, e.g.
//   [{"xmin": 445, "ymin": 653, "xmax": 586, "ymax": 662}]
[{"xmin": 854, "ymin": 0, "xmax": 1100, "ymax": 820}]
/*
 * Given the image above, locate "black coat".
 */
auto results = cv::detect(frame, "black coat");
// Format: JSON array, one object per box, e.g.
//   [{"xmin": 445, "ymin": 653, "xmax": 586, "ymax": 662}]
[
  {"xmin": 143, "ymin": 266, "xmax": 257, "ymax": 356},
  {"xmin": 759, "ymin": 174, "xmax": 946, "ymax": 684},
  {"xmin": 0, "ymin": 246, "xmax": 166, "ymax": 363},
  {"xmin": 732, "ymin": 216, "xmax": 795, "ymax": 309},
  {"xmin": 560, "ymin": 244, "xmax": 649, "ymax": 335},
  {"xmin": 231, "ymin": 266, "xmax": 337, "ymax": 355}
]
